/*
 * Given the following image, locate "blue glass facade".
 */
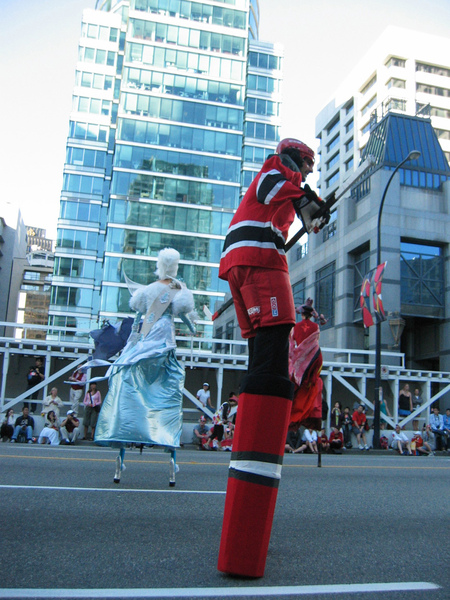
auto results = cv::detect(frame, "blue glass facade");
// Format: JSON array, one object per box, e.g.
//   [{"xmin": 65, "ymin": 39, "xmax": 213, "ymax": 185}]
[
  {"xmin": 50, "ymin": 0, "xmax": 283, "ymax": 339},
  {"xmin": 352, "ymin": 113, "xmax": 450, "ymax": 202}
]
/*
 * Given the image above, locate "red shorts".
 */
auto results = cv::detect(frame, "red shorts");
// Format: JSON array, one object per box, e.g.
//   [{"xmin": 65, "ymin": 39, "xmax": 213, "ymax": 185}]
[{"xmin": 227, "ymin": 266, "xmax": 295, "ymax": 338}]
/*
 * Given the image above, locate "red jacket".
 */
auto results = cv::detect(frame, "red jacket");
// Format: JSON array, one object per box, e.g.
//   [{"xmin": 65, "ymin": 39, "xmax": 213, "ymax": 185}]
[
  {"xmin": 219, "ymin": 154, "xmax": 305, "ymax": 280},
  {"xmin": 329, "ymin": 431, "xmax": 344, "ymax": 445}
]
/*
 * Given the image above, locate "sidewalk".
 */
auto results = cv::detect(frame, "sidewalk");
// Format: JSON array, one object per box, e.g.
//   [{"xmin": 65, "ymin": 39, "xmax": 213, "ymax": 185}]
[{"xmin": 67, "ymin": 439, "xmax": 449, "ymax": 457}]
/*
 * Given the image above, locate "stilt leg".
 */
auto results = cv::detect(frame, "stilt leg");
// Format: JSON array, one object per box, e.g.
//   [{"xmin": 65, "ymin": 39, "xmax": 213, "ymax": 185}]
[
  {"xmin": 114, "ymin": 446, "xmax": 126, "ymax": 484},
  {"xmin": 169, "ymin": 449, "xmax": 177, "ymax": 487},
  {"xmin": 218, "ymin": 389, "xmax": 292, "ymax": 577}
]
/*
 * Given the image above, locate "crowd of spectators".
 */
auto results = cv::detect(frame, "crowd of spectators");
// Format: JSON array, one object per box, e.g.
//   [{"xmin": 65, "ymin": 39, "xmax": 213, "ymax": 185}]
[
  {"xmin": 282, "ymin": 401, "xmax": 449, "ymax": 456},
  {"xmin": 1, "ymin": 363, "xmax": 102, "ymax": 446},
  {"xmin": 192, "ymin": 392, "xmax": 238, "ymax": 451},
  {"xmin": 4, "ymin": 360, "xmax": 450, "ymax": 456}
]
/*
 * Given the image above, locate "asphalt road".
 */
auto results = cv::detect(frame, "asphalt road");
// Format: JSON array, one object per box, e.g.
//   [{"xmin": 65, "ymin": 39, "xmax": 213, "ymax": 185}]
[{"xmin": 0, "ymin": 444, "xmax": 449, "ymax": 600}]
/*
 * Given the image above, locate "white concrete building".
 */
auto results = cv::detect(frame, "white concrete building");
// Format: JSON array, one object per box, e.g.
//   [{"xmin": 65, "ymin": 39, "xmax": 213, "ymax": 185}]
[{"xmin": 315, "ymin": 27, "xmax": 450, "ymax": 198}]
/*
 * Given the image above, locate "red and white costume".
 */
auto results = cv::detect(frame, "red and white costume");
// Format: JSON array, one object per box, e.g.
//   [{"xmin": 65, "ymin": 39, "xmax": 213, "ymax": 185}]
[
  {"xmin": 288, "ymin": 318, "xmax": 323, "ymax": 429},
  {"xmin": 218, "ymin": 152, "xmax": 308, "ymax": 577},
  {"xmin": 219, "ymin": 154, "xmax": 304, "ymax": 277},
  {"xmin": 219, "ymin": 155, "xmax": 305, "ymax": 337}
]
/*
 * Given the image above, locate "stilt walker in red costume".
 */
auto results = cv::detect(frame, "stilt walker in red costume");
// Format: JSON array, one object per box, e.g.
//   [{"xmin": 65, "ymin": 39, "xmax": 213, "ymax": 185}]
[
  {"xmin": 217, "ymin": 139, "xmax": 330, "ymax": 577},
  {"xmin": 288, "ymin": 298, "xmax": 327, "ymax": 432}
]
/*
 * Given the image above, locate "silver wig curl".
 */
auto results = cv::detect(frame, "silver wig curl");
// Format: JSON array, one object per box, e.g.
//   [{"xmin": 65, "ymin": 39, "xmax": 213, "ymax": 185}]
[{"xmin": 155, "ymin": 248, "xmax": 180, "ymax": 280}]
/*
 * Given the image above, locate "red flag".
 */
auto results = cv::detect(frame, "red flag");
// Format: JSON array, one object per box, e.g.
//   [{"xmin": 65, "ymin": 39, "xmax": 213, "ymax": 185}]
[
  {"xmin": 360, "ymin": 271, "xmax": 374, "ymax": 328},
  {"xmin": 372, "ymin": 262, "xmax": 387, "ymax": 323}
]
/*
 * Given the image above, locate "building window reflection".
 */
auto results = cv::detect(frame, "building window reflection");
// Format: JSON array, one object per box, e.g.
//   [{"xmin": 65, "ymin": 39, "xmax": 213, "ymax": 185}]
[
  {"xmin": 315, "ymin": 262, "xmax": 335, "ymax": 327},
  {"xmin": 400, "ymin": 241, "xmax": 444, "ymax": 317}
]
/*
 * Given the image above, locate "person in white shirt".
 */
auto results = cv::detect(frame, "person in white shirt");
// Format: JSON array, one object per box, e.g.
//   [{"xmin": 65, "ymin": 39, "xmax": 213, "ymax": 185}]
[
  {"xmin": 196, "ymin": 383, "xmax": 213, "ymax": 411},
  {"xmin": 301, "ymin": 427, "xmax": 318, "ymax": 454},
  {"xmin": 391, "ymin": 424, "xmax": 412, "ymax": 455},
  {"xmin": 41, "ymin": 387, "xmax": 64, "ymax": 419},
  {"xmin": 38, "ymin": 410, "xmax": 61, "ymax": 446}
]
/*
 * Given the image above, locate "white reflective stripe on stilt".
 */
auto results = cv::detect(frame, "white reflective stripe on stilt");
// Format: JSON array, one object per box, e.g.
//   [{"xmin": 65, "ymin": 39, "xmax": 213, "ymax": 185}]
[{"xmin": 229, "ymin": 459, "xmax": 282, "ymax": 480}]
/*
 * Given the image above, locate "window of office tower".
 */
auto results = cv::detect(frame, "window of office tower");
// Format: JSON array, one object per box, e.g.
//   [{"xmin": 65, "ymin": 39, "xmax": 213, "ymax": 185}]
[
  {"xmin": 131, "ymin": 0, "xmax": 246, "ymax": 29},
  {"xmin": 386, "ymin": 57, "xmax": 406, "ymax": 68},
  {"xmin": 315, "ymin": 262, "xmax": 335, "ymax": 328},
  {"xmin": 292, "ymin": 279, "xmax": 305, "ymax": 323},
  {"xmin": 400, "ymin": 242, "xmax": 444, "ymax": 317}
]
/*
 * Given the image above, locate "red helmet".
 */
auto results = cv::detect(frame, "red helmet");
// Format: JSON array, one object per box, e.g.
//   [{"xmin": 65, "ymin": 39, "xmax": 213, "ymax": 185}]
[{"xmin": 276, "ymin": 138, "xmax": 315, "ymax": 164}]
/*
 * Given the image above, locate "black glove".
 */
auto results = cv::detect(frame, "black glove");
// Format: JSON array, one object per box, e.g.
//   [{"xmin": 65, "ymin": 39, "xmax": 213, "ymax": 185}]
[{"xmin": 302, "ymin": 184, "xmax": 319, "ymax": 202}]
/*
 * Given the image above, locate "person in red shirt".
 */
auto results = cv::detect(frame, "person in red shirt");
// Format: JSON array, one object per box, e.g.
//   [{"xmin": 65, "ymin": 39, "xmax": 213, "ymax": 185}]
[
  {"xmin": 329, "ymin": 427, "xmax": 344, "ymax": 453},
  {"xmin": 68, "ymin": 368, "xmax": 87, "ymax": 413},
  {"xmin": 217, "ymin": 139, "xmax": 330, "ymax": 578},
  {"xmin": 352, "ymin": 404, "xmax": 369, "ymax": 450},
  {"xmin": 318, "ymin": 428, "xmax": 330, "ymax": 452},
  {"xmin": 411, "ymin": 431, "xmax": 434, "ymax": 456}
]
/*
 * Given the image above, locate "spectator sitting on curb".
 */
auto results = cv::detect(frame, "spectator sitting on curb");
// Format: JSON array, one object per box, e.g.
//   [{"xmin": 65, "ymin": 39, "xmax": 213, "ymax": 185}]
[
  {"xmin": 285, "ymin": 428, "xmax": 303, "ymax": 453},
  {"xmin": 352, "ymin": 404, "xmax": 370, "ymax": 451},
  {"xmin": 429, "ymin": 407, "xmax": 447, "ymax": 452},
  {"xmin": 38, "ymin": 410, "xmax": 61, "ymax": 446},
  {"xmin": 210, "ymin": 396, "xmax": 238, "ymax": 450},
  {"xmin": 192, "ymin": 416, "xmax": 211, "ymax": 450},
  {"xmin": 422, "ymin": 424, "xmax": 435, "ymax": 451},
  {"xmin": 391, "ymin": 424, "xmax": 412, "ymax": 455},
  {"xmin": 411, "ymin": 430, "xmax": 434, "ymax": 456},
  {"xmin": 221, "ymin": 422, "xmax": 234, "ymax": 451},
  {"xmin": 1, "ymin": 409, "xmax": 15, "ymax": 442},
  {"xmin": 60, "ymin": 410, "xmax": 81, "ymax": 445},
  {"xmin": 318, "ymin": 428, "xmax": 330, "ymax": 452},
  {"xmin": 10, "ymin": 407, "xmax": 35, "ymax": 444},
  {"xmin": 329, "ymin": 427, "xmax": 344, "ymax": 453},
  {"xmin": 300, "ymin": 427, "xmax": 318, "ymax": 454}
]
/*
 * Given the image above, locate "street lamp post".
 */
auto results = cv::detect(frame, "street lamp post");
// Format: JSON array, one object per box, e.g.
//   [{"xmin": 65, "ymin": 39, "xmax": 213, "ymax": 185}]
[{"xmin": 372, "ymin": 150, "xmax": 421, "ymax": 449}]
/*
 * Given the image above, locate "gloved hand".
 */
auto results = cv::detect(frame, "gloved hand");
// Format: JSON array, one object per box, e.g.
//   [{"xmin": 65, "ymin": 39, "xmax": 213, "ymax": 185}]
[
  {"xmin": 293, "ymin": 186, "xmax": 331, "ymax": 234},
  {"xmin": 302, "ymin": 184, "xmax": 319, "ymax": 202}
]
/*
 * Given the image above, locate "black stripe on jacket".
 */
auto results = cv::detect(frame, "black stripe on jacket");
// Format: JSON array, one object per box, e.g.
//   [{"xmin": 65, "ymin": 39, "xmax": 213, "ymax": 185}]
[
  {"xmin": 257, "ymin": 171, "xmax": 286, "ymax": 204},
  {"xmin": 222, "ymin": 223, "xmax": 285, "ymax": 254}
]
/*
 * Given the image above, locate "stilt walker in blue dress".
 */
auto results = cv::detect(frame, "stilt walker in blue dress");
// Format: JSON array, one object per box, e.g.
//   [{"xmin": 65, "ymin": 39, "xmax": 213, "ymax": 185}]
[{"xmin": 94, "ymin": 248, "xmax": 197, "ymax": 486}]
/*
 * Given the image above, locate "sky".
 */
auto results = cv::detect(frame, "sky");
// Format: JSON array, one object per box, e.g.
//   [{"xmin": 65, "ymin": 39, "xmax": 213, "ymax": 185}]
[{"xmin": 1, "ymin": 0, "xmax": 449, "ymax": 240}]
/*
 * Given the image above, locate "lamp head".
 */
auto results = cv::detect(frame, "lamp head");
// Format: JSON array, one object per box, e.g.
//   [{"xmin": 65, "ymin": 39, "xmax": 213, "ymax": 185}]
[{"xmin": 408, "ymin": 150, "xmax": 421, "ymax": 161}]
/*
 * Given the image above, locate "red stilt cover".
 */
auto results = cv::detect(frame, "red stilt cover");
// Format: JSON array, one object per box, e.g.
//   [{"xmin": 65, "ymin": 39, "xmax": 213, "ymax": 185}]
[{"xmin": 217, "ymin": 392, "xmax": 291, "ymax": 577}]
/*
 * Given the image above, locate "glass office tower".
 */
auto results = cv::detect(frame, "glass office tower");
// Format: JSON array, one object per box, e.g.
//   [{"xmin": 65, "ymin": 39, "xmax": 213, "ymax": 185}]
[{"xmin": 49, "ymin": 0, "xmax": 282, "ymax": 339}]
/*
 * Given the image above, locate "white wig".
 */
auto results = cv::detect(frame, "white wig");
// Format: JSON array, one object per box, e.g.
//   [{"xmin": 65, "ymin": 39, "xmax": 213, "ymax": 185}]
[{"xmin": 155, "ymin": 248, "xmax": 180, "ymax": 280}]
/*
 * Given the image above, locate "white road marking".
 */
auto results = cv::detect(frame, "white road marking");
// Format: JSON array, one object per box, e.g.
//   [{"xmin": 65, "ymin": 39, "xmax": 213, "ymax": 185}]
[
  {"xmin": 0, "ymin": 484, "xmax": 225, "ymax": 495},
  {"xmin": 0, "ymin": 446, "xmax": 168, "ymax": 456},
  {"xmin": 0, "ymin": 582, "xmax": 440, "ymax": 598}
]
